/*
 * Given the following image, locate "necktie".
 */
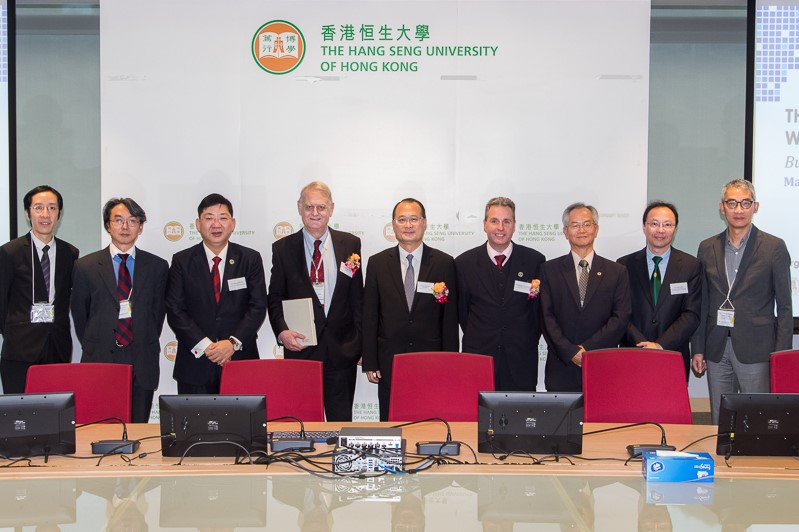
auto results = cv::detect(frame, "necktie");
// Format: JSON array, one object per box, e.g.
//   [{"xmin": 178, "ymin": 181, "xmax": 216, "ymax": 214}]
[
  {"xmin": 578, "ymin": 259, "xmax": 589, "ymax": 307},
  {"xmin": 115, "ymin": 254, "xmax": 133, "ymax": 347},
  {"xmin": 495, "ymin": 254, "xmax": 506, "ymax": 270},
  {"xmin": 311, "ymin": 240, "xmax": 324, "ymax": 283},
  {"xmin": 40, "ymin": 244, "xmax": 51, "ymax": 300},
  {"xmin": 652, "ymin": 256, "xmax": 663, "ymax": 304},
  {"xmin": 404, "ymin": 254, "xmax": 415, "ymax": 311},
  {"xmin": 211, "ymin": 256, "xmax": 221, "ymax": 303}
]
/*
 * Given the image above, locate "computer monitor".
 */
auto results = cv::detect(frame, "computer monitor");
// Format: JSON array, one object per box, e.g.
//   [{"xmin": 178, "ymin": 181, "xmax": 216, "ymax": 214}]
[
  {"xmin": 716, "ymin": 393, "xmax": 799, "ymax": 456},
  {"xmin": 477, "ymin": 392, "xmax": 584, "ymax": 455},
  {"xmin": 0, "ymin": 392, "xmax": 76, "ymax": 458},
  {"xmin": 159, "ymin": 395, "xmax": 268, "ymax": 457}
]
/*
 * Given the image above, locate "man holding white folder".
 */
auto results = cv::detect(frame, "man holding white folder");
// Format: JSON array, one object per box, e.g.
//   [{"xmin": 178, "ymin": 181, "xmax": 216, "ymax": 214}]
[{"xmin": 267, "ymin": 182, "xmax": 364, "ymax": 421}]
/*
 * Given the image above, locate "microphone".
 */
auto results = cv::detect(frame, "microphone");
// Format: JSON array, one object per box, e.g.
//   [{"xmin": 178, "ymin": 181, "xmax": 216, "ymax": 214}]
[{"xmin": 392, "ymin": 417, "xmax": 461, "ymax": 456}]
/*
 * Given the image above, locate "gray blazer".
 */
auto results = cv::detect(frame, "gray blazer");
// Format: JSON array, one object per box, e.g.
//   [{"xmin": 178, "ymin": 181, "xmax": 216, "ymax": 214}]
[{"xmin": 691, "ymin": 225, "xmax": 792, "ymax": 363}]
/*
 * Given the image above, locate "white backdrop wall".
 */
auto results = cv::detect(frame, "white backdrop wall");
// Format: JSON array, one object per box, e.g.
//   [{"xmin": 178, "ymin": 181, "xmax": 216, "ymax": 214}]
[{"xmin": 100, "ymin": 0, "xmax": 651, "ymax": 420}]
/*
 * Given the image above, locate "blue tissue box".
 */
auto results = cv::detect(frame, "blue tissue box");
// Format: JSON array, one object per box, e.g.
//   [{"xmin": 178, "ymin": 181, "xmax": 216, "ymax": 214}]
[{"xmin": 642, "ymin": 451, "xmax": 714, "ymax": 482}]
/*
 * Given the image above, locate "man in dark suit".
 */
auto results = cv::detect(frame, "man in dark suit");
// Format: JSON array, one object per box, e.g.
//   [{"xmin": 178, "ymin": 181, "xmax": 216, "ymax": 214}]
[
  {"xmin": 617, "ymin": 201, "xmax": 702, "ymax": 381},
  {"xmin": 540, "ymin": 202, "xmax": 631, "ymax": 392},
  {"xmin": 71, "ymin": 198, "xmax": 168, "ymax": 422},
  {"xmin": 166, "ymin": 193, "xmax": 267, "ymax": 394},
  {"xmin": 0, "ymin": 185, "xmax": 79, "ymax": 394},
  {"xmin": 691, "ymin": 179, "xmax": 792, "ymax": 423},
  {"xmin": 362, "ymin": 198, "xmax": 459, "ymax": 420},
  {"xmin": 267, "ymin": 181, "xmax": 363, "ymax": 421},
  {"xmin": 456, "ymin": 196, "xmax": 546, "ymax": 391}
]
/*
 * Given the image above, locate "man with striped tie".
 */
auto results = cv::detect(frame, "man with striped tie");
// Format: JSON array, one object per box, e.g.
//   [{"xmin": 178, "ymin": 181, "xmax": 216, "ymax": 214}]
[{"xmin": 71, "ymin": 198, "xmax": 168, "ymax": 422}]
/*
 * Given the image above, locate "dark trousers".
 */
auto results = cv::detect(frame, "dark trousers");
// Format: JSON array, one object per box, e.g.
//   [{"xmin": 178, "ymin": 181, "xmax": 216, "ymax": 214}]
[
  {"xmin": 131, "ymin": 379, "xmax": 155, "ymax": 423},
  {"xmin": 377, "ymin": 380, "xmax": 392, "ymax": 421},
  {"xmin": 323, "ymin": 364, "xmax": 357, "ymax": 422},
  {"xmin": 177, "ymin": 380, "xmax": 220, "ymax": 395}
]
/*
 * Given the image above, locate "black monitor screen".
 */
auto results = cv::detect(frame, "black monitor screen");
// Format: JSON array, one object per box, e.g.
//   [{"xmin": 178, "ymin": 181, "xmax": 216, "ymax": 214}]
[
  {"xmin": 0, "ymin": 393, "xmax": 76, "ymax": 458},
  {"xmin": 159, "ymin": 395, "xmax": 268, "ymax": 457},
  {"xmin": 716, "ymin": 393, "xmax": 799, "ymax": 456},
  {"xmin": 477, "ymin": 392, "xmax": 584, "ymax": 455}
]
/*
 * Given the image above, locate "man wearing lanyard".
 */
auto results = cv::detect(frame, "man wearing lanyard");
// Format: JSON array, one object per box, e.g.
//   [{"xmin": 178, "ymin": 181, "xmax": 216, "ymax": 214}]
[
  {"xmin": 166, "ymin": 193, "xmax": 267, "ymax": 394},
  {"xmin": 691, "ymin": 179, "xmax": 792, "ymax": 424},
  {"xmin": 0, "ymin": 185, "xmax": 79, "ymax": 394},
  {"xmin": 267, "ymin": 181, "xmax": 363, "ymax": 421},
  {"xmin": 71, "ymin": 198, "xmax": 168, "ymax": 422}
]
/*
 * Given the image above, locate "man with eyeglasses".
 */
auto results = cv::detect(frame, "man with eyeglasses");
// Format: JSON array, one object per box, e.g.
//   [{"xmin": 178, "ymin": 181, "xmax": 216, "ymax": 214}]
[
  {"xmin": 362, "ymin": 198, "xmax": 459, "ymax": 420},
  {"xmin": 0, "ymin": 185, "xmax": 79, "ymax": 394},
  {"xmin": 166, "ymin": 193, "xmax": 267, "ymax": 394},
  {"xmin": 455, "ymin": 197, "xmax": 546, "ymax": 391},
  {"xmin": 691, "ymin": 179, "xmax": 792, "ymax": 424},
  {"xmin": 617, "ymin": 201, "xmax": 702, "ymax": 382},
  {"xmin": 267, "ymin": 181, "xmax": 363, "ymax": 421},
  {"xmin": 70, "ymin": 198, "xmax": 168, "ymax": 422},
  {"xmin": 540, "ymin": 202, "xmax": 631, "ymax": 392}
]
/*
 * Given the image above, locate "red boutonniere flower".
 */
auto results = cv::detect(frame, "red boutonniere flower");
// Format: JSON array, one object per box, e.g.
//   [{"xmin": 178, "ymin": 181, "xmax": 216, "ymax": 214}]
[
  {"xmin": 528, "ymin": 279, "xmax": 541, "ymax": 300},
  {"xmin": 345, "ymin": 253, "xmax": 360, "ymax": 274},
  {"xmin": 432, "ymin": 282, "xmax": 449, "ymax": 304}
]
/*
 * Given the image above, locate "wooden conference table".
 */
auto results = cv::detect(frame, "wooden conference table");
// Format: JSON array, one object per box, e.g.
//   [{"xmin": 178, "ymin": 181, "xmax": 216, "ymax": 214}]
[{"xmin": 1, "ymin": 422, "xmax": 798, "ymax": 530}]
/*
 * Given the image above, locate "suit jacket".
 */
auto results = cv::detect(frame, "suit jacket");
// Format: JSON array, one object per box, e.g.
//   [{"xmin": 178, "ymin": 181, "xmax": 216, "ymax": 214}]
[
  {"xmin": 362, "ymin": 244, "xmax": 459, "ymax": 385},
  {"xmin": 0, "ymin": 233, "xmax": 79, "ymax": 362},
  {"xmin": 617, "ymin": 247, "xmax": 702, "ymax": 373},
  {"xmin": 70, "ymin": 247, "xmax": 169, "ymax": 390},
  {"xmin": 267, "ymin": 228, "xmax": 363, "ymax": 369},
  {"xmin": 691, "ymin": 225, "xmax": 792, "ymax": 364},
  {"xmin": 166, "ymin": 242, "xmax": 268, "ymax": 386},
  {"xmin": 540, "ymin": 253, "xmax": 631, "ymax": 391},
  {"xmin": 455, "ymin": 242, "xmax": 546, "ymax": 390}
]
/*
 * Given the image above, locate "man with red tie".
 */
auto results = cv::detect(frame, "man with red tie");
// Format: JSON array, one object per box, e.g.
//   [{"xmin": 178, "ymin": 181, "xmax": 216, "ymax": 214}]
[
  {"xmin": 455, "ymin": 197, "xmax": 546, "ymax": 391},
  {"xmin": 267, "ymin": 182, "xmax": 363, "ymax": 421},
  {"xmin": 71, "ymin": 198, "xmax": 168, "ymax": 422},
  {"xmin": 166, "ymin": 193, "xmax": 267, "ymax": 394}
]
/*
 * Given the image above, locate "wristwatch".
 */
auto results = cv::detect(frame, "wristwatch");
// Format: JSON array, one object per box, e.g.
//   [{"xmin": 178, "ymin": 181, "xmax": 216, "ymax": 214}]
[{"xmin": 228, "ymin": 336, "xmax": 243, "ymax": 351}]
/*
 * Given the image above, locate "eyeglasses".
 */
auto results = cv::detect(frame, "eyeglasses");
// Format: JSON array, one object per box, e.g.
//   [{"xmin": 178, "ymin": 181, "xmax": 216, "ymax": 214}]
[
  {"xmin": 110, "ymin": 218, "xmax": 140, "ymax": 228},
  {"xmin": 723, "ymin": 199, "xmax": 755, "ymax": 210},
  {"xmin": 31, "ymin": 204, "xmax": 59, "ymax": 214},
  {"xmin": 645, "ymin": 221, "xmax": 675, "ymax": 230},
  {"xmin": 302, "ymin": 204, "xmax": 328, "ymax": 214},
  {"xmin": 568, "ymin": 221, "xmax": 595, "ymax": 230},
  {"xmin": 394, "ymin": 216, "xmax": 423, "ymax": 226}
]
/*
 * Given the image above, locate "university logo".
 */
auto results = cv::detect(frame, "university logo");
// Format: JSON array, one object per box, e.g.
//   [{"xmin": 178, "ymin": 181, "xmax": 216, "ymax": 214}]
[
  {"xmin": 252, "ymin": 20, "xmax": 306, "ymax": 75},
  {"xmin": 273, "ymin": 221, "xmax": 294, "ymax": 240},
  {"xmin": 163, "ymin": 221, "xmax": 184, "ymax": 242},
  {"xmin": 163, "ymin": 341, "xmax": 178, "ymax": 362},
  {"xmin": 383, "ymin": 222, "xmax": 397, "ymax": 242}
]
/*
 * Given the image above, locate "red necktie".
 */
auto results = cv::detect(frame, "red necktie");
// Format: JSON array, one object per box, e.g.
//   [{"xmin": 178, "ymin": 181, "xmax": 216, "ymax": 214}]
[
  {"xmin": 211, "ymin": 256, "xmax": 221, "ymax": 303},
  {"xmin": 495, "ymin": 254, "xmax": 506, "ymax": 271},
  {"xmin": 311, "ymin": 240, "xmax": 324, "ymax": 283},
  {"xmin": 115, "ymin": 254, "xmax": 133, "ymax": 347}
]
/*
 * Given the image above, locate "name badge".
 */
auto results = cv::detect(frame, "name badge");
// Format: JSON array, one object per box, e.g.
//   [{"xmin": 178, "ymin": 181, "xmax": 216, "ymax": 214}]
[
  {"xmin": 30, "ymin": 303, "xmax": 54, "ymax": 323},
  {"xmin": 118, "ymin": 299, "xmax": 132, "ymax": 319},
  {"xmin": 717, "ymin": 309, "xmax": 735, "ymax": 327},
  {"xmin": 670, "ymin": 282, "xmax": 689, "ymax": 295},
  {"xmin": 339, "ymin": 262, "xmax": 354, "ymax": 278},
  {"xmin": 417, "ymin": 281, "xmax": 434, "ymax": 294},
  {"xmin": 514, "ymin": 280, "xmax": 531, "ymax": 294},
  {"xmin": 228, "ymin": 277, "xmax": 247, "ymax": 291},
  {"xmin": 313, "ymin": 282, "xmax": 325, "ymax": 305}
]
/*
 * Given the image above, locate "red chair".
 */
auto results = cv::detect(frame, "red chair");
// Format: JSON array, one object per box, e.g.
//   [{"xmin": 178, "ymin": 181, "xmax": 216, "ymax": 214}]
[
  {"xmin": 25, "ymin": 363, "xmax": 132, "ymax": 424},
  {"xmin": 582, "ymin": 348, "xmax": 692, "ymax": 424},
  {"xmin": 219, "ymin": 359, "xmax": 325, "ymax": 421},
  {"xmin": 388, "ymin": 352, "xmax": 495, "ymax": 422},
  {"xmin": 770, "ymin": 350, "xmax": 799, "ymax": 393}
]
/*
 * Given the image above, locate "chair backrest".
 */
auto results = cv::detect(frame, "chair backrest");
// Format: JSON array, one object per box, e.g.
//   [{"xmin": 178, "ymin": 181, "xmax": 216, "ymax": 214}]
[
  {"xmin": 25, "ymin": 363, "xmax": 132, "ymax": 424},
  {"xmin": 770, "ymin": 350, "xmax": 799, "ymax": 393},
  {"xmin": 388, "ymin": 352, "xmax": 495, "ymax": 422},
  {"xmin": 582, "ymin": 348, "xmax": 692, "ymax": 424},
  {"xmin": 219, "ymin": 359, "xmax": 325, "ymax": 421}
]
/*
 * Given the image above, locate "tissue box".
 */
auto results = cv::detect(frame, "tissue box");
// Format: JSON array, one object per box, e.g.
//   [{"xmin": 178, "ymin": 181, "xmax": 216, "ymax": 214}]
[{"xmin": 642, "ymin": 451, "xmax": 714, "ymax": 482}]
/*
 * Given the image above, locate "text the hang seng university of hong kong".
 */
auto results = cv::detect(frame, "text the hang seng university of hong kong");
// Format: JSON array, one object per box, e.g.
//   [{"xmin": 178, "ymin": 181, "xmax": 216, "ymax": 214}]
[{"xmin": 319, "ymin": 24, "xmax": 499, "ymax": 73}]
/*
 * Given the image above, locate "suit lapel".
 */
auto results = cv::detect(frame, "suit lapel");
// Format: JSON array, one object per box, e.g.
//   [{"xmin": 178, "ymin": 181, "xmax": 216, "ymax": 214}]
[
  {"xmin": 190, "ymin": 245, "xmax": 217, "ymax": 307},
  {"xmin": 389, "ymin": 246, "xmax": 410, "ymax": 315},
  {"xmin": 329, "ymin": 230, "xmax": 348, "ymax": 306},
  {"xmin": 221, "ymin": 244, "xmax": 242, "ymax": 302},
  {"xmin": 413, "ymin": 245, "xmax": 436, "ymax": 312},
  {"xmin": 658, "ymin": 249, "xmax": 682, "ymax": 307},
  {"xmin": 98, "ymin": 248, "xmax": 118, "ymax": 302},
  {"xmin": 583, "ymin": 255, "xmax": 605, "ymax": 307},
  {"xmin": 558, "ymin": 254, "xmax": 582, "ymax": 308},
  {"xmin": 713, "ymin": 231, "xmax": 730, "ymax": 292},
  {"xmin": 632, "ymin": 249, "xmax": 655, "ymax": 308},
  {"xmin": 477, "ymin": 248, "xmax": 500, "ymax": 300},
  {"xmin": 732, "ymin": 226, "xmax": 760, "ymax": 296}
]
